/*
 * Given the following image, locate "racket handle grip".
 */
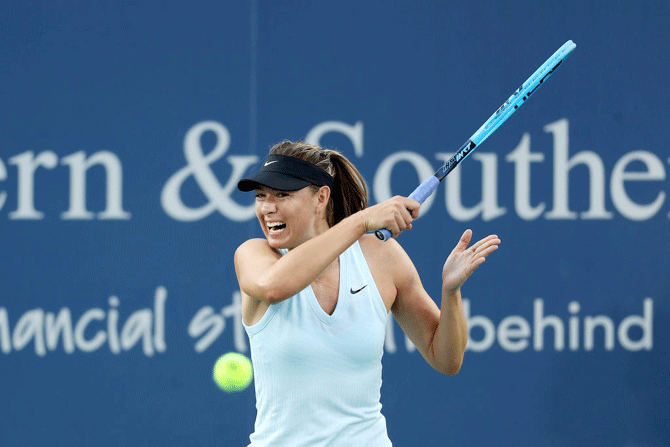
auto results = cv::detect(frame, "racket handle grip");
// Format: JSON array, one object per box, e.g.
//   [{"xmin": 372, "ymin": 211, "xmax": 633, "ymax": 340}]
[{"xmin": 374, "ymin": 176, "xmax": 440, "ymax": 241}]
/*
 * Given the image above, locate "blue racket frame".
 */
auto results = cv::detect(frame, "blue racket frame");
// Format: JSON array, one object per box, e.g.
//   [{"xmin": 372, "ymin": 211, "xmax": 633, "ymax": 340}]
[{"xmin": 376, "ymin": 40, "xmax": 577, "ymax": 240}]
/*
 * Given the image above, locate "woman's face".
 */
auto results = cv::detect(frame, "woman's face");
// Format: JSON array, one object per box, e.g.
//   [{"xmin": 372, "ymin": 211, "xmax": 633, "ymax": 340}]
[{"xmin": 254, "ymin": 185, "xmax": 327, "ymax": 249}]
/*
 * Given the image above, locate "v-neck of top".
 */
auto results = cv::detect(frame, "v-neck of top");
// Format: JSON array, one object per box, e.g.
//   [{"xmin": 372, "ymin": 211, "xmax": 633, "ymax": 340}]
[{"xmin": 306, "ymin": 254, "xmax": 346, "ymax": 325}]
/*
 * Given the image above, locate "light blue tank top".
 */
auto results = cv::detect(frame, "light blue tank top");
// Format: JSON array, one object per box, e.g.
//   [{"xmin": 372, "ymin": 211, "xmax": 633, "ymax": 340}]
[{"xmin": 243, "ymin": 240, "xmax": 392, "ymax": 447}]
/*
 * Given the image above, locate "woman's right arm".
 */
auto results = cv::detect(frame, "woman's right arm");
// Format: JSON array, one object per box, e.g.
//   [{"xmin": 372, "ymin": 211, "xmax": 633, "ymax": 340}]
[
  {"xmin": 233, "ymin": 196, "xmax": 419, "ymax": 305},
  {"xmin": 234, "ymin": 214, "xmax": 366, "ymax": 305}
]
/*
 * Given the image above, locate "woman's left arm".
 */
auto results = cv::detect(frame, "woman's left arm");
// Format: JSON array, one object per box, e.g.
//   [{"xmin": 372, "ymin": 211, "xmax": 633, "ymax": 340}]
[{"xmin": 391, "ymin": 229, "xmax": 500, "ymax": 375}]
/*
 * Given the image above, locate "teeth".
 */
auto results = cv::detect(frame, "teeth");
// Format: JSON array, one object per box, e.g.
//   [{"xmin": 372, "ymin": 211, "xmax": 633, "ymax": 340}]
[{"xmin": 267, "ymin": 222, "xmax": 286, "ymax": 232}]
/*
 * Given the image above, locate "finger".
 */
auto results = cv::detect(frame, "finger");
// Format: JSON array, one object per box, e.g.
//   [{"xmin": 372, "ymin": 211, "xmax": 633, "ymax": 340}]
[
  {"xmin": 472, "ymin": 257, "xmax": 487, "ymax": 269},
  {"xmin": 405, "ymin": 198, "xmax": 421, "ymax": 219},
  {"xmin": 474, "ymin": 236, "xmax": 500, "ymax": 253},
  {"xmin": 482, "ymin": 237, "xmax": 501, "ymax": 253},
  {"xmin": 400, "ymin": 205, "xmax": 414, "ymax": 226},
  {"xmin": 387, "ymin": 221, "xmax": 400, "ymax": 238},
  {"xmin": 455, "ymin": 229, "xmax": 473, "ymax": 251},
  {"xmin": 475, "ymin": 244, "xmax": 499, "ymax": 259},
  {"xmin": 385, "ymin": 197, "xmax": 413, "ymax": 226},
  {"xmin": 391, "ymin": 197, "xmax": 417, "ymax": 224},
  {"xmin": 394, "ymin": 211, "xmax": 409, "ymax": 234},
  {"xmin": 470, "ymin": 234, "xmax": 499, "ymax": 253}
]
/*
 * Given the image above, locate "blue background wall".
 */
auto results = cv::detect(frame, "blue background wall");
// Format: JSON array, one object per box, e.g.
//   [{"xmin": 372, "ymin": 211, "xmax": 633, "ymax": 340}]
[{"xmin": 1, "ymin": 1, "xmax": 668, "ymax": 446}]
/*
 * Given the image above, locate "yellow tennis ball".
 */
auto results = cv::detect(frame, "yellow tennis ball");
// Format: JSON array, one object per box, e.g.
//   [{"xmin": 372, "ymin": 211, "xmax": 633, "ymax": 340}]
[{"xmin": 213, "ymin": 352, "xmax": 253, "ymax": 393}]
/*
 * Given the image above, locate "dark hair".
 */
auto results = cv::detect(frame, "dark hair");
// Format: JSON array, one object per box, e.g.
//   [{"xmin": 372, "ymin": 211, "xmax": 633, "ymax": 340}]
[{"xmin": 269, "ymin": 140, "xmax": 368, "ymax": 227}]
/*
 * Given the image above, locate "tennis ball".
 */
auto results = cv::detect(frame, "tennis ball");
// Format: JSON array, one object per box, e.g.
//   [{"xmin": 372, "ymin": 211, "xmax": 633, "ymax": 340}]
[{"xmin": 213, "ymin": 352, "xmax": 253, "ymax": 393}]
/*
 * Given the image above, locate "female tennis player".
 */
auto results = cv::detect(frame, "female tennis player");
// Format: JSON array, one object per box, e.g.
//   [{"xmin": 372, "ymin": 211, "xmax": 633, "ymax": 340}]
[{"xmin": 234, "ymin": 140, "xmax": 500, "ymax": 447}]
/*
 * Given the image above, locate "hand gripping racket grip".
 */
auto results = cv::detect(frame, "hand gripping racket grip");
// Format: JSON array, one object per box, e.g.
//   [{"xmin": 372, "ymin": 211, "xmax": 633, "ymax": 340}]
[{"xmin": 374, "ymin": 176, "xmax": 440, "ymax": 241}]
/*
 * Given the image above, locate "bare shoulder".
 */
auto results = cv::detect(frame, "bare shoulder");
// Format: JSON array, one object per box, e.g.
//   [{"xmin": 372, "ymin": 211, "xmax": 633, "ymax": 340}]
[
  {"xmin": 358, "ymin": 233, "xmax": 418, "ymax": 311},
  {"xmin": 234, "ymin": 238, "xmax": 280, "ymax": 326},
  {"xmin": 234, "ymin": 238, "xmax": 280, "ymax": 264},
  {"xmin": 236, "ymin": 237, "xmax": 274, "ymax": 253},
  {"xmin": 234, "ymin": 238, "xmax": 282, "ymax": 283},
  {"xmin": 359, "ymin": 232, "xmax": 404, "ymax": 256},
  {"xmin": 359, "ymin": 233, "xmax": 414, "ymax": 273}
]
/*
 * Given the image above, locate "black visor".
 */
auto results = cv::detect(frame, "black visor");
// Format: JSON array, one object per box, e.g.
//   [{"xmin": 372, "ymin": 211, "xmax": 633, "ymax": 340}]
[{"xmin": 237, "ymin": 154, "xmax": 335, "ymax": 192}]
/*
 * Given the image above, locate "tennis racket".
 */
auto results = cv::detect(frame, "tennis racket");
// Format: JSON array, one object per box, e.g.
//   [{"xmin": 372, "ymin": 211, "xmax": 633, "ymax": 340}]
[{"xmin": 375, "ymin": 39, "xmax": 577, "ymax": 241}]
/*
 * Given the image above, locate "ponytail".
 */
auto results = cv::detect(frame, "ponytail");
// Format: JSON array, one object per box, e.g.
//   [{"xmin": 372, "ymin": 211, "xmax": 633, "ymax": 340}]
[{"xmin": 326, "ymin": 152, "xmax": 367, "ymax": 226}]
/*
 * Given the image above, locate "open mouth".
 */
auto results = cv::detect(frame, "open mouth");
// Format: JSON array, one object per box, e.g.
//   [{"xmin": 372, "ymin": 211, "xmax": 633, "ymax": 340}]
[{"xmin": 267, "ymin": 222, "xmax": 286, "ymax": 234}]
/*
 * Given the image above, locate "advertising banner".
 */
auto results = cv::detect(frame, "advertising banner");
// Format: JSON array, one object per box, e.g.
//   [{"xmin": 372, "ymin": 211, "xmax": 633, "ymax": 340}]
[{"xmin": 1, "ymin": 1, "xmax": 668, "ymax": 446}]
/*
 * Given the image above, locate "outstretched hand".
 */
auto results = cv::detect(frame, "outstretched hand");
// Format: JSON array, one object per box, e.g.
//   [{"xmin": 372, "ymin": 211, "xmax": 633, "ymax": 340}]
[{"xmin": 442, "ymin": 229, "xmax": 500, "ymax": 292}]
